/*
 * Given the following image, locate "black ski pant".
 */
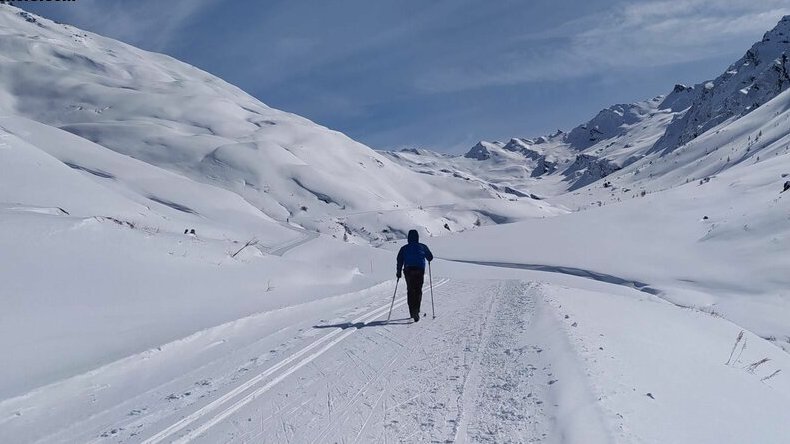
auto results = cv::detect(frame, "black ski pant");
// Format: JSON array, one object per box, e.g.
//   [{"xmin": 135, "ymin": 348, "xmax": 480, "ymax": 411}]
[{"xmin": 403, "ymin": 266, "xmax": 424, "ymax": 319}]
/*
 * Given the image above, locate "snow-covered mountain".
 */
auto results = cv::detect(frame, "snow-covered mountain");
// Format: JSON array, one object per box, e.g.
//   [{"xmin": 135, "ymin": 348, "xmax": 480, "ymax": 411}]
[
  {"xmin": 651, "ymin": 16, "xmax": 790, "ymax": 156},
  {"xmin": 385, "ymin": 95, "xmax": 679, "ymax": 195},
  {"xmin": 0, "ymin": 5, "xmax": 554, "ymax": 246},
  {"xmin": 387, "ymin": 15, "xmax": 790, "ymax": 200},
  {"xmin": 5, "ymin": 5, "xmax": 790, "ymax": 444}
]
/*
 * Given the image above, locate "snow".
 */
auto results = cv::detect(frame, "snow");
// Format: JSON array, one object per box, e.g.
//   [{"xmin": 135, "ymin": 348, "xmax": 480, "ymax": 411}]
[
  {"xmin": 0, "ymin": 4, "xmax": 557, "ymax": 244},
  {"xmin": 542, "ymin": 283, "xmax": 790, "ymax": 444},
  {"xmin": 2, "ymin": 3, "xmax": 790, "ymax": 443},
  {"xmin": 429, "ymin": 148, "xmax": 790, "ymax": 345}
]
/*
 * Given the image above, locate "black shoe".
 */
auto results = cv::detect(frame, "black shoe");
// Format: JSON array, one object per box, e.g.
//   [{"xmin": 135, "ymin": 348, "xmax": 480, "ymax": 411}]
[{"xmin": 414, "ymin": 313, "xmax": 420, "ymax": 322}]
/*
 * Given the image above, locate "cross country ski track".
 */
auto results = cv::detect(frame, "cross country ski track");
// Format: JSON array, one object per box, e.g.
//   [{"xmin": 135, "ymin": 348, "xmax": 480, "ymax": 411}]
[
  {"xmin": 139, "ymin": 279, "xmax": 451, "ymax": 444},
  {"xmin": 150, "ymin": 279, "xmax": 558, "ymax": 444},
  {"xmin": 2, "ymin": 276, "xmax": 608, "ymax": 444},
  {"xmin": 259, "ymin": 222, "xmax": 320, "ymax": 257}
]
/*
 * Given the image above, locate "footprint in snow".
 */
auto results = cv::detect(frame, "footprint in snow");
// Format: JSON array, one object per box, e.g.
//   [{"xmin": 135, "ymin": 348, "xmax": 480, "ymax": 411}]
[{"xmin": 100, "ymin": 427, "xmax": 124, "ymax": 437}]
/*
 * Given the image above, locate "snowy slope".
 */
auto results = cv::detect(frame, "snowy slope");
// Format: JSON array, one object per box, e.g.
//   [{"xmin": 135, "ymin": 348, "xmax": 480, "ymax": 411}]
[
  {"xmin": 0, "ymin": 114, "xmax": 411, "ymax": 399},
  {"xmin": 429, "ymin": 146, "xmax": 790, "ymax": 350},
  {"xmin": 0, "ymin": 4, "xmax": 554, "ymax": 244}
]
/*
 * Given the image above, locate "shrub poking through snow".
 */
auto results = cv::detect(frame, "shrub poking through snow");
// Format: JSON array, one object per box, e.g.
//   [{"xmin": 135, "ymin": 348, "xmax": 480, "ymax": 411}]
[
  {"xmin": 761, "ymin": 369, "xmax": 782, "ymax": 382},
  {"xmin": 726, "ymin": 331, "xmax": 745, "ymax": 365},
  {"xmin": 746, "ymin": 358, "xmax": 771, "ymax": 373},
  {"xmin": 230, "ymin": 238, "xmax": 258, "ymax": 258}
]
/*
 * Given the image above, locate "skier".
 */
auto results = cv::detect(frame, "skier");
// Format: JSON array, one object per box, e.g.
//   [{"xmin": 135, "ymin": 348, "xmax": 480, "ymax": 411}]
[{"xmin": 396, "ymin": 229, "xmax": 433, "ymax": 322}]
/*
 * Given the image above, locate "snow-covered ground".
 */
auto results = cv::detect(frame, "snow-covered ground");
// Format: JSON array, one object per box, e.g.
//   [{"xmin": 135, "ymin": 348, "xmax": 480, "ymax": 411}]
[
  {"xmin": 429, "ymin": 148, "xmax": 790, "ymax": 348},
  {"xmin": 3, "ymin": 4, "xmax": 790, "ymax": 443},
  {"xmin": 5, "ymin": 267, "xmax": 789, "ymax": 443}
]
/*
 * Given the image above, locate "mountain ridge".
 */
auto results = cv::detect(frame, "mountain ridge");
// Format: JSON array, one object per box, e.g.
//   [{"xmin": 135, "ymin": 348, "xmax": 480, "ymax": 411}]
[{"xmin": 387, "ymin": 15, "xmax": 790, "ymax": 199}]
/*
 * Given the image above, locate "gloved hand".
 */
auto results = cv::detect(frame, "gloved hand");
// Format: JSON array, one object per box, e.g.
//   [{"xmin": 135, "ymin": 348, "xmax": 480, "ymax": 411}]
[{"xmin": 396, "ymin": 271, "xmax": 402, "ymax": 279}]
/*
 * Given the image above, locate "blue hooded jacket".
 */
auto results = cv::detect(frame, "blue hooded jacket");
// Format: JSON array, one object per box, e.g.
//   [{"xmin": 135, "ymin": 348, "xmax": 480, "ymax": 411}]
[{"xmin": 397, "ymin": 229, "xmax": 433, "ymax": 272}]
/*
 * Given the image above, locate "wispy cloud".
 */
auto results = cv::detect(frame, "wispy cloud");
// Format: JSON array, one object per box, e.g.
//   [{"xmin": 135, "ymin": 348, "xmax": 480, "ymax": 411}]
[
  {"xmin": 32, "ymin": 0, "xmax": 218, "ymax": 52},
  {"xmin": 17, "ymin": 0, "xmax": 790, "ymax": 152},
  {"xmin": 416, "ymin": 0, "xmax": 790, "ymax": 92}
]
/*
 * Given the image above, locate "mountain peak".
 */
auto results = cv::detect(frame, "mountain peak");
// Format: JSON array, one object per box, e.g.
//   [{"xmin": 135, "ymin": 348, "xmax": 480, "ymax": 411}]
[
  {"xmin": 651, "ymin": 15, "xmax": 790, "ymax": 155},
  {"xmin": 503, "ymin": 138, "xmax": 530, "ymax": 152},
  {"xmin": 464, "ymin": 141, "xmax": 498, "ymax": 160},
  {"xmin": 762, "ymin": 15, "xmax": 790, "ymax": 42}
]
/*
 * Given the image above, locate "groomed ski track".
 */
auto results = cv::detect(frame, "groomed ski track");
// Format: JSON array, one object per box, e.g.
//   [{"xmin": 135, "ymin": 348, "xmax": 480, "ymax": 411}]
[
  {"xmin": 2, "ymin": 278, "xmax": 610, "ymax": 444},
  {"xmin": 138, "ymin": 279, "xmax": 567, "ymax": 443}
]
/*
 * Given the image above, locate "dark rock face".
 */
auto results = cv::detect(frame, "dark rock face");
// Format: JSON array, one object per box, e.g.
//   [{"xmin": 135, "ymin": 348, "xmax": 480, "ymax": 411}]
[
  {"xmin": 464, "ymin": 142, "xmax": 493, "ymax": 160},
  {"xmin": 564, "ymin": 104, "xmax": 644, "ymax": 151},
  {"xmin": 562, "ymin": 154, "xmax": 621, "ymax": 191}
]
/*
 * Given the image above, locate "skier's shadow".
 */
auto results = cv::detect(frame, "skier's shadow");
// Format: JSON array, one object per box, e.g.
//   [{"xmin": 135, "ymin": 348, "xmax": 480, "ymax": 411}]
[{"xmin": 313, "ymin": 318, "xmax": 413, "ymax": 330}]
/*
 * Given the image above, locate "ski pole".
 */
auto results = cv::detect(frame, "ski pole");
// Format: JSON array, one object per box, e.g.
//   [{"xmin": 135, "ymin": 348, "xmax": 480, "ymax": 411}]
[
  {"xmin": 429, "ymin": 262, "xmax": 435, "ymax": 319},
  {"xmin": 387, "ymin": 278, "xmax": 399, "ymax": 323}
]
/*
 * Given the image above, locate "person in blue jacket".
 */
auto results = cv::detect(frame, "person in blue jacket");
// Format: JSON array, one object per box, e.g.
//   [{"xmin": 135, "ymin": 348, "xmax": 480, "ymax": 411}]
[{"xmin": 396, "ymin": 229, "xmax": 433, "ymax": 322}]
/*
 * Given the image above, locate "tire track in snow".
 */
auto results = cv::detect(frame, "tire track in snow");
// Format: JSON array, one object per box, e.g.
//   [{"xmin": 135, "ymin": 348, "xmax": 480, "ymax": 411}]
[{"xmin": 142, "ymin": 279, "xmax": 449, "ymax": 444}]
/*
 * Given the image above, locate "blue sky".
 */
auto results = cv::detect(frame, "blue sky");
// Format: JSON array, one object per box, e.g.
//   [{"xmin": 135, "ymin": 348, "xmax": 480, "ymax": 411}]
[{"xmin": 18, "ymin": 0, "xmax": 790, "ymax": 153}]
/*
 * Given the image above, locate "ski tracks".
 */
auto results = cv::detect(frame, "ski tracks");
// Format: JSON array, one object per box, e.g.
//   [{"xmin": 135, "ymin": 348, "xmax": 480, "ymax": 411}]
[
  {"xmin": 458, "ymin": 281, "xmax": 550, "ymax": 442},
  {"xmin": 17, "ymin": 278, "xmax": 603, "ymax": 443},
  {"xmin": 248, "ymin": 278, "xmax": 601, "ymax": 442},
  {"xmin": 138, "ymin": 279, "xmax": 450, "ymax": 444},
  {"xmin": 218, "ymin": 279, "xmax": 557, "ymax": 444}
]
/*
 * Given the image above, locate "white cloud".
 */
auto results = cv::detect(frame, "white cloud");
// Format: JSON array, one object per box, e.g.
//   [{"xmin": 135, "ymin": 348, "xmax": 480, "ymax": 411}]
[
  {"xmin": 45, "ymin": 0, "xmax": 218, "ymax": 51},
  {"xmin": 416, "ymin": 0, "xmax": 790, "ymax": 93}
]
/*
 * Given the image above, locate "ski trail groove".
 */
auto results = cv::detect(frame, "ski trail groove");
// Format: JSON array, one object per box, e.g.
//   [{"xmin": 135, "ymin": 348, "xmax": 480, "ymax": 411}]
[
  {"xmin": 142, "ymin": 279, "xmax": 449, "ymax": 444},
  {"xmin": 309, "ymin": 348, "xmax": 406, "ymax": 444},
  {"xmin": 453, "ymin": 289, "xmax": 498, "ymax": 443},
  {"xmin": 352, "ymin": 387, "xmax": 386, "ymax": 444},
  {"xmin": 172, "ymin": 298, "xmax": 422, "ymax": 444},
  {"xmin": 319, "ymin": 319, "xmax": 428, "ymax": 444},
  {"xmin": 462, "ymin": 281, "xmax": 547, "ymax": 442}
]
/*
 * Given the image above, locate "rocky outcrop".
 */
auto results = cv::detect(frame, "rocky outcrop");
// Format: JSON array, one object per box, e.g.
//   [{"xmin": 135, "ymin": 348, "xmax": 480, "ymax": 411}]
[
  {"xmin": 651, "ymin": 16, "xmax": 790, "ymax": 155},
  {"xmin": 464, "ymin": 142, "xmax": 496, "ymax": 160},
  {"xmin": 564, "ymin": 104, "xmax": 646, "ymax": 150},
  {"xmin": 562, "ymin": 154, "xmax": 621, "ymax": 191}
]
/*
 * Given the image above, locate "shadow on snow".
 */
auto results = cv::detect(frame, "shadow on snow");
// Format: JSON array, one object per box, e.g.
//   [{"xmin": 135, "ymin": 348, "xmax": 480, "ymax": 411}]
[{"xmin": 313, "ymin": 318, "xmax": 413, "ymax": 330}]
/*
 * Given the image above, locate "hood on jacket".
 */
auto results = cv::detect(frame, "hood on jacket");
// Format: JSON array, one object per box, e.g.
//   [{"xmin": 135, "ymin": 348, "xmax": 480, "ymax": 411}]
[{"xmin": 407, "ymin": 229, "xmax": 419, "ymax": 243}]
